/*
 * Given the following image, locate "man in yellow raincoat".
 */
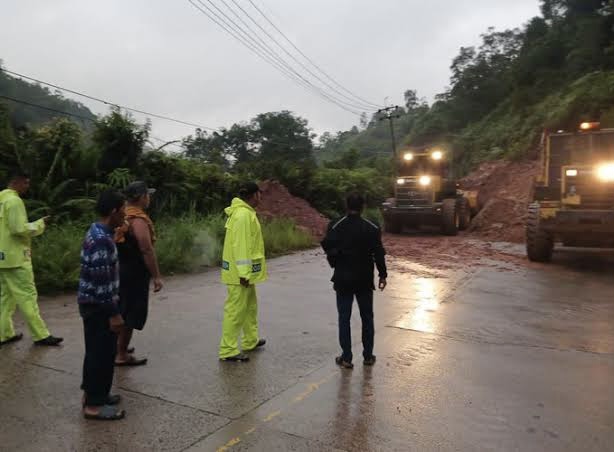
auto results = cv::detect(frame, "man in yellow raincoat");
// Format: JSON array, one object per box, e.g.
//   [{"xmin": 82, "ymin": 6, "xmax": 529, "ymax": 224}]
[
  {"xmin": 0, "ymin": 170, "xmax": 63, "ymax": 346},
  {"xmin": 219, "ymin": 182, "xmax": 267, "ymax": 362}
]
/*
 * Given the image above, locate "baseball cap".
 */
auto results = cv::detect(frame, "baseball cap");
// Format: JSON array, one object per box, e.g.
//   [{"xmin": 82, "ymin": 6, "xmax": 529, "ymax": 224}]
[{"xmin": 125, "ymin": 181, "xmax": 156, "ymax": 199}]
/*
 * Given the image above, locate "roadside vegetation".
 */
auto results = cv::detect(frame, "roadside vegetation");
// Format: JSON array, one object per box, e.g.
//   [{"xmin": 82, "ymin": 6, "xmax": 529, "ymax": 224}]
[{"xmin": 32, "ymin": 216, "xmax": 313, "ymax": 294}]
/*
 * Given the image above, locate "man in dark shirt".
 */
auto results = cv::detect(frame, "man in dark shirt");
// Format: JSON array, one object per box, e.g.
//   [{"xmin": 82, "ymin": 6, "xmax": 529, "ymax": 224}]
[
  {"xmin": 321, "ymin": 193, "xmax": 388, "ymax": 369},
  {"xmin": 78, "ymin": 190, "xmax": 126, "ymax": 420}
]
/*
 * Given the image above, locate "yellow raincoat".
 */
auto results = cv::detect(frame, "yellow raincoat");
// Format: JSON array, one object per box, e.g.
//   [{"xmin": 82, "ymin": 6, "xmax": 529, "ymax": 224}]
[
  {"xmin": 0, "ymin": 189, "xmax": 50, "ymax": 342},
  {"xmin": 219, "ymin": 198, "xmax": 267, "ymax": 358}
]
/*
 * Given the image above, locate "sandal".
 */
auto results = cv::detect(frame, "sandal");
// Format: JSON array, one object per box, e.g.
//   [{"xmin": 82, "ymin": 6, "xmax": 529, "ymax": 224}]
[
  {"xmin": 0, "ymin": 333, "xmax": 23, "ymax": 346},
  {"xmin": 84, "ymin": 405, "xmax": 126, "ymax": 421},
  {"xmin": 115, "ymin": 356, "xmax": 148, "ymax": 367}
]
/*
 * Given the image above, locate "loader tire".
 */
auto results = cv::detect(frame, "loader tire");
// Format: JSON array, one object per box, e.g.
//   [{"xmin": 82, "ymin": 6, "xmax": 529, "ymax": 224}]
[
  {"xmin": 457, "ymin": 197, "xmax": 471, "ymax": 231},
  {"xmin": 442, "ymin": 198, "xmax": 459, "ymax": 236},
  {"xmin": 526, "ymin": 202, "xmax": 554, "ymax": 262}
]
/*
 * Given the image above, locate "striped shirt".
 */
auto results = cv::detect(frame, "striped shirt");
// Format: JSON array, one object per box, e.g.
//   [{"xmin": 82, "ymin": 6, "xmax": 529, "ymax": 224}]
[{"xmin": 77, "ymin": 223, "xmax": 120, "ymax": 316}]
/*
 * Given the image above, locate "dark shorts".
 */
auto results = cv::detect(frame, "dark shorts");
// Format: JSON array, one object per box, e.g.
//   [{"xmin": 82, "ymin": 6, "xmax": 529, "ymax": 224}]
[{"xmin": 119, "ymin": 273, "xmax": 150, "ymax": 330}]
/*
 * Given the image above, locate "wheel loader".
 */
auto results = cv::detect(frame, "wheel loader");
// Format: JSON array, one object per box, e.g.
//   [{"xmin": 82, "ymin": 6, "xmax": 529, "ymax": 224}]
[
  {"xmin": 527, "ymin": 122, "xmax": 614, "ymax": 262},
  {"xmin": 381, "ymin": 147, "xmax": 477, "ymax": 235}
]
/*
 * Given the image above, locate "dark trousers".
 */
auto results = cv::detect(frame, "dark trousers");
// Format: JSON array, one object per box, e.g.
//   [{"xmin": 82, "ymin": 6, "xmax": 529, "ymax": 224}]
[
  {"xmin": 80, "ymin": 306, "xmax": 117, "ymax": 406},
  {"xmin": 336, "ymin": 290, "xmax": 374, "ymax": 362}
]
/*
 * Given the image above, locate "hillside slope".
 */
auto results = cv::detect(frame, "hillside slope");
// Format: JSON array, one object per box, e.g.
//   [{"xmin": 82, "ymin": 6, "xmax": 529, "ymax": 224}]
[{"xmin": 0, "ymin": 66, "xmax": 96, "ymax": 130}]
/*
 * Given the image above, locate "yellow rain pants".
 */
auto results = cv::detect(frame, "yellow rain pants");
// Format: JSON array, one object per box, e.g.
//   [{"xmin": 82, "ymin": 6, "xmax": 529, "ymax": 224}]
[
  {"xmin": 0, "ymin": 262, "xmax": 49, "ymax": 342},
  {"xmin": 219, "ymin": 284, "xmax": 259, "ymax": 358}
]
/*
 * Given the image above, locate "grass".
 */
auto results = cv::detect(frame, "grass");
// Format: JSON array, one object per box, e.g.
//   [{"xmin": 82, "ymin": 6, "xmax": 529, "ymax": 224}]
[{"xmin": 31, "ymin": 215, "xmax": 314, "ymax": 294}]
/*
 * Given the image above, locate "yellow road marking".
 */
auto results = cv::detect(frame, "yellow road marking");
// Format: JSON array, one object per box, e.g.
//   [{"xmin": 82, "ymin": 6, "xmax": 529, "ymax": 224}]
[
  {"xmin": 216, "ymin": 437, "xmax": 241, "ymax": 452},
  {"xmin": 215, "ymin": 372, "xmax": 336, "ymax": 450},
  {"xmin": 293, "ymin": 373, "xmax": 336, "ymax": 403},
  {"xmin": 262, "ymin": 410, "xmax": 281, "ymax": 422}
]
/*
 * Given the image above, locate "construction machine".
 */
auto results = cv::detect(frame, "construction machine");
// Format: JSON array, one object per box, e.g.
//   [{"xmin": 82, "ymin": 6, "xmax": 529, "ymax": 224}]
[
  {"xmin": 381, "ymin": 147, "xmax": 477, "ymax": 235},
  {"xmin": 527, "ymin": 122, "xmax": 614, "ymax": 262}
]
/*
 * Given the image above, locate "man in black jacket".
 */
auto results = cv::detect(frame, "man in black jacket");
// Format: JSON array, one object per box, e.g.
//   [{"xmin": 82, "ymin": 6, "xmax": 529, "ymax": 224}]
[{"xmin": 321, "ymin": 193, "xmax": 388, "ymax": 369}]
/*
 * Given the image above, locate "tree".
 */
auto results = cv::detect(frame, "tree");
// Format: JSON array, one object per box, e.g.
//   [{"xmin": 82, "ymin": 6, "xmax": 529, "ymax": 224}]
[
  {"xmin": 0, "ymin": 102, "xmax": 18, "ymax": 179},
  {"xmin": 247, "ymin": 111, "xmax": 316, "ymax": 195},
  {"xmin": 93, "ymin": 108, "xmax": 149, "ymax": 175}
]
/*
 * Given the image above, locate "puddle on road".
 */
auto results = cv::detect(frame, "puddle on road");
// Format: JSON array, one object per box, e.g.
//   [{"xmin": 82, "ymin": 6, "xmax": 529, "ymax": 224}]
[{"xmin": 389, "ymin": 276, "xmax": 454, "ymax": 334}]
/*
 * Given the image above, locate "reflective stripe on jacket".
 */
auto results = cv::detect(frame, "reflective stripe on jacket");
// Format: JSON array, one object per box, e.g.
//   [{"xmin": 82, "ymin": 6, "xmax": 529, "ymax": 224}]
[
  {"xmin": 221, "ymin": 197, "xmax": 267, "ymax": 285},
  {"xmin": 0, "ymin": 189, "xmax": 45, "ymax": 269}
]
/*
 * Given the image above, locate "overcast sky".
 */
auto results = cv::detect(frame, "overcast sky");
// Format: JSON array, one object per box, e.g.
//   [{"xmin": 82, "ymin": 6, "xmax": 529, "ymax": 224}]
[{"xmin": 0, "ymin": 0, "xmax": 540, "ymax": 146}]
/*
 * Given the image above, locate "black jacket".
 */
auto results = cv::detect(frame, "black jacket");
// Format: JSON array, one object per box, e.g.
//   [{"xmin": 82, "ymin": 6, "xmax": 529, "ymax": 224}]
[{"xmin": 321, "ymin": 214, "xmax": 388, "ymax": 292}]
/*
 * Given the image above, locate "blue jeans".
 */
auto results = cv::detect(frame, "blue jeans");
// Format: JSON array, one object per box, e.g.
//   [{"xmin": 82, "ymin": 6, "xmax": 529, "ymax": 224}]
[{"xmin": 336, "ymin": 290, "xmax": 374, "ymax": 362}]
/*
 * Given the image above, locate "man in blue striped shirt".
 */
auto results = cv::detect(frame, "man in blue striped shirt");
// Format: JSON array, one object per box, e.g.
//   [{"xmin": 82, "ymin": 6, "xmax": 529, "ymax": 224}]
[{"xmin": 78, "ymin": 190, "xmax": 126, "ymax": 421}]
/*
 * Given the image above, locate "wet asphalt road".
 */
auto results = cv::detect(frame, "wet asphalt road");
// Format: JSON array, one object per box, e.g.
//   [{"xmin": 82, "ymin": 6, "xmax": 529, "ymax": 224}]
[{"xmin": 1, "ymin": 244, "xmax": 613, "ymax": 451}]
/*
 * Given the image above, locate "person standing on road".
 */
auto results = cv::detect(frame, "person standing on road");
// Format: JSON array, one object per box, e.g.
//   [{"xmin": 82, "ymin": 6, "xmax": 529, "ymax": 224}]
[
  {"xmin": 321, "ymin": 193, "xmax": 388, "ymax": 369},
  {"xmin": 79, "ymin": 190, "xmax": 127, "ymax": 420},
  {"xmin": 219, "ymin": 182, "xmax": 267, "ymax": 362},
  {"xmin": 114, "ymin": 181, "xmax": 163, "ymax": 367},
  {"xmin": 0, "ymin": 169, "xmax": 63, "ymax": 347}
]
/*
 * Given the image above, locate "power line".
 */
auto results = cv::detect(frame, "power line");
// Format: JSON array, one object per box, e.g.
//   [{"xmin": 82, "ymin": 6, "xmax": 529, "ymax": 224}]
[
  {"xmin": 224, "ymin": 0, "xmax": 375, "ymax": 111},
  {"xmin": 1, "ymin": 68, "xmax": 218, "ymax": 131},
  {"xmin": 0, "ymin": 94, "xmax": 183, "ymax": 151},
  {"xmin": 191, "ymin": 0, "xmax": 365, "ymax": 115},
  {"xmin": 246, "ymin": 0, "xmax": 383, "ymax": 109},
  {"xmin": 0, "ymin": 93, "xmax": 316, "ymax": 152},
  {"xmin": 231, "ymin": 0, "xmax": 378, "ymax": 111},
  {"xmin": 190, "ymin": 0, "xmax": 321, "ymax": 106},
  {"xmin": 212, "ymin": 0, "xmax": 369, "ymax": 112},
  {"xmin": 188, "ymin": 0, "xmax": 367, "ymax": 115},
  {"xmin": 0, "ymin": 94, "xmax": 95, "ymax": 123}
]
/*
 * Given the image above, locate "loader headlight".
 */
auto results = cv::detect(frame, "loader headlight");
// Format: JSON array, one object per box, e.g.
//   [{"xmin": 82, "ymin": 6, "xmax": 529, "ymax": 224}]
[
  {"xmin": 431, "ymin": 150, "xmax": 443, "ymax": 161},
  {"xmin": 397, "ymin": 178, "xmax": 406, "ymax": 185},
  {"xmin": 565, "ymin": 169, "xmax": 578, "ymax": 177},
  {"xmin": 580, "ymin": 122, "xmax": 600, "ymax": 131},
  {"xmin": 596, "ymin": 163, "xmax": 614, "ymax": 182},
  {"xmin": 419, "ymin": 176, "xmax": 432, "ymax": 186},
  {"xmin": 403, "ymin": 153, "xmax": 414, "ymax": 161}
]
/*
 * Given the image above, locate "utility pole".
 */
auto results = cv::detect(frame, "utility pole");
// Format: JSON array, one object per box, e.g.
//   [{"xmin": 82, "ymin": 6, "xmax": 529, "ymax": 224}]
[{"xmin": 377, "ymin": 106, "xmax": 402, "ymax": 158}]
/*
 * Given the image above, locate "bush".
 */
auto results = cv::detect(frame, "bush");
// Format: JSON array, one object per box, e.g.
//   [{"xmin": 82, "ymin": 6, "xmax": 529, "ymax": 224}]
[
  {"xmin": 262, "ymin": 218, "xmax": 314, "ymax": 256},
  {"xmin": 32, "ymin": 222, "xmax": 86, "ymax": 294},
  {"xmin": 31, "ymin": 215, "xmax": 314, "ymax": 294},
  {"xmin": 308, "ymin": 167, "xmax": 390, "ymax": 218}
]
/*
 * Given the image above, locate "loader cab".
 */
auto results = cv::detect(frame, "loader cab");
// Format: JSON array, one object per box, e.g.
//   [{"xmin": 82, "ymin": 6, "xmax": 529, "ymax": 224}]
[
  {"xmin": 527, "ymin": 122, "xmax": 614, "ymax": 262},
  {"xmin": 394, "ymin": 148, "xmax": 457, "ymax": 206},
  {"xmin": 382, "ymin": 146, "xmax": 471, "ymax": 236}
]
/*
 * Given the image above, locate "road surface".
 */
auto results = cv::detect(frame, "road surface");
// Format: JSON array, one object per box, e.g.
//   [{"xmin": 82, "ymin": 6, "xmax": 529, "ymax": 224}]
[{"xmin": 1, "ymin": 241, "xmax": 613, "ymax": 451}]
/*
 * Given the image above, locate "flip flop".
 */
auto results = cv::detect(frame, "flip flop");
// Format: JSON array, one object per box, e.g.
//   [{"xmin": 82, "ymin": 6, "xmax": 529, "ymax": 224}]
[
  {"xmin": 0, "ymin": 333, "xmax": 23, "ymax": 346},
  {"xmin": 84, "ymin": 405, "xmax": 126, "ymax": 421},
  {"xmin": 115, "ymin": 356, "xmax": 148, "ymax": 367}
]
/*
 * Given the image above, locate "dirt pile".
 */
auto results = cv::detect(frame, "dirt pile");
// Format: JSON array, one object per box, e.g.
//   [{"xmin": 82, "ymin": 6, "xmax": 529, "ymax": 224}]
[
  {"xmin": 460, "ymin": 160, "xmax": 540, "ymax": 243},
  {"xmin": 257, "ymin": 180, "xmax": 329, "ymax": 240},
  {"xmin": 383, "ymin": 233, "xmax": 531, "ymax": 276}
]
